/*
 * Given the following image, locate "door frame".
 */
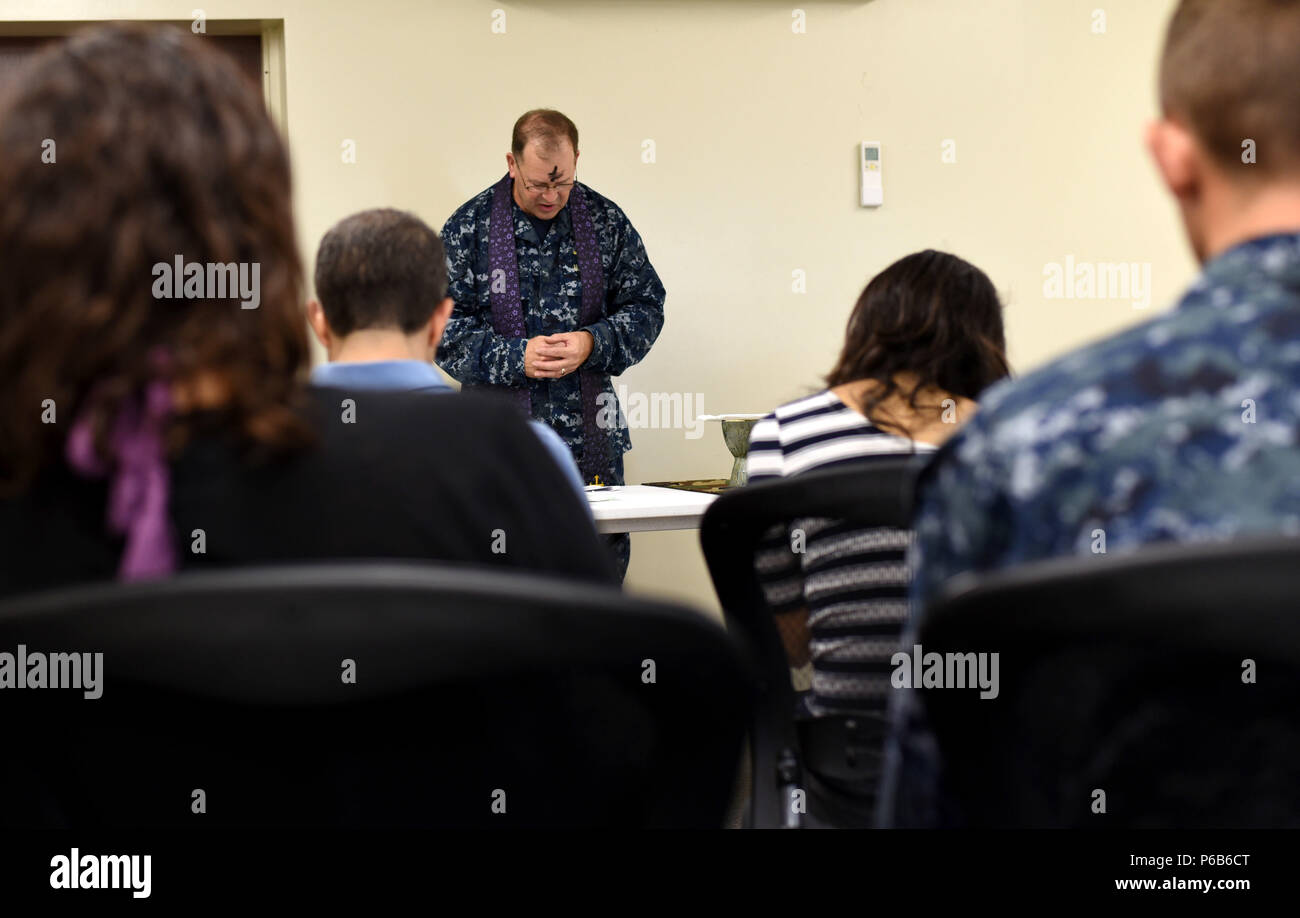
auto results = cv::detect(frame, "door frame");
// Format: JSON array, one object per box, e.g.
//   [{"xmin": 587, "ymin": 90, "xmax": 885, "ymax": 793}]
[{"xmin": 0, "ymin": 19, "xmax": 288, "ymax": 135}]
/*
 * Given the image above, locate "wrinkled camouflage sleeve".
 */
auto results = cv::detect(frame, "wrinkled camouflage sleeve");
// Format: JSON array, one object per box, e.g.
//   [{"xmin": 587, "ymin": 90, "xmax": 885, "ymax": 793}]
[
  {"xmin": 437, "ymin": 205, "xmax": 527, "ymax": 387},
  {"xmin": 580, "ymin": 206, "xmax": 665, "ymax": 377}
]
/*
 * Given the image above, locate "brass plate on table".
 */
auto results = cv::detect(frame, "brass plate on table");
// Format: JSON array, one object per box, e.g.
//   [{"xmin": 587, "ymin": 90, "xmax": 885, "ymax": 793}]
[{"xmin": 641, "ymin": 478, "xmax": 732, "ymax": 495}]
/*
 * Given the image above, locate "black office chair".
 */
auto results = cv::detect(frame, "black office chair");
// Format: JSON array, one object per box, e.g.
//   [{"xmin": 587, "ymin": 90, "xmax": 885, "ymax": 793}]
[
  {"xmin": 0, "ymin": 562, "xmax": 756, "ymax": 828},
  {"xmin": 916, "ymin": 536, "xmax": 1300, "ymax": 828},
  {"xmin": 699, "ymin": 457, "xmax": 929, "ymax": 828}
]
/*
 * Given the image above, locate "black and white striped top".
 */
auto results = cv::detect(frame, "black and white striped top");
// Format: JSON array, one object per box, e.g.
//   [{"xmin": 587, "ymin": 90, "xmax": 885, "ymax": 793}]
[{"xmin": 746, "ymin": 390, "xmax": 935, "ymax": 718}]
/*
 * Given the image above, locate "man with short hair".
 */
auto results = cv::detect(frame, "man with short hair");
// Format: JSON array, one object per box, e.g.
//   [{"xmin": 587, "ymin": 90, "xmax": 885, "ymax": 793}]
[
  {"xmin": 436, "ymin": 110, "xmax": 667, "ymax": 580},
  {"xmin": 307, "ymin": 207, "xmax": 586, "ymax": 499},
  {"xmin": 883, "ymin": 0, "xmax": 1300, "ymax": 826}
]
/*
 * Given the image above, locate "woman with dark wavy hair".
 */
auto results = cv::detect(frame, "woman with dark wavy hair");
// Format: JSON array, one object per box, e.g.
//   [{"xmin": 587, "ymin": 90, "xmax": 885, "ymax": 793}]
[
  {"xmin": 745, "ymin": 250, "xmax": 1010, "ymax": 822},
  {"xmin": 0, "ymin": 24, "xmax": 615, "ymax": 596}
]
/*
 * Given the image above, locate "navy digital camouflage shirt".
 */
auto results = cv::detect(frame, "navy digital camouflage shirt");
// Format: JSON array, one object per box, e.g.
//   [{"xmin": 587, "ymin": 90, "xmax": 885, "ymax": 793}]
[
  {"xmin": 881, "ymin": 231, "xmax": 1300, "ymax": 826},
  {"xmin": 436, "ymin": 181, "xmax": 666, "ymax": 476}
]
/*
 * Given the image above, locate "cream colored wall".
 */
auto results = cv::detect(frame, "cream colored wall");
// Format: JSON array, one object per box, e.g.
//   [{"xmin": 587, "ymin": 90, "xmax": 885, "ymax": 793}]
[{"xmin": 1, "ymin": 0, "xmax": 1191, "ymax": 617}]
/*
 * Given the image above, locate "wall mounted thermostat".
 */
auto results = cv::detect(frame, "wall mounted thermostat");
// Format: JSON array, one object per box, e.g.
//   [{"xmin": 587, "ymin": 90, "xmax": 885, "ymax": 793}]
[{"xmin": 860, "ymin": 141, "xmax": 883, "ymax": 207}]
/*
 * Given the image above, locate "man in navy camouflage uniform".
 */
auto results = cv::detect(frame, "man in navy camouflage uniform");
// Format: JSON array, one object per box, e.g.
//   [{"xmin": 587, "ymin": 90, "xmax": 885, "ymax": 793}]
[
  {"xmin": 437, "ymin": 110, "xmax": 666, "ymax": 581},
  {"xmin": 880, "ymin": 0, "xmax": 1300, "ymax": 826}
]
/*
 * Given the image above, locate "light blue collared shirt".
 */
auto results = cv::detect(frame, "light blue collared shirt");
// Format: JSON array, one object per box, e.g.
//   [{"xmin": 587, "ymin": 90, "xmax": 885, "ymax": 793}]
[{"xmin": 309, "ymin": 360, "xmax": 588, "ymax": 500}]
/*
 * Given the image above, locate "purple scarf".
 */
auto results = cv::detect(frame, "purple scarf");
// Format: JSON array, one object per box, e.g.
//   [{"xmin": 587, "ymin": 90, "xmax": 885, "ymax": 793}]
[
  {"xmin": 483, "ymin": 173, "xmax": 609, "ymax": 483},
  {"xmin": 65, "ymin": 379, "xmax": 177, "ymax": 581}
]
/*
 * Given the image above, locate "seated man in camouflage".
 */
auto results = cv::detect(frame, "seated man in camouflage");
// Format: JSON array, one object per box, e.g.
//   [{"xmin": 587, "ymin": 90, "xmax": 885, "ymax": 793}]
[{"xmin": 883, "ymin": 0, "xmax": 1300, "ymax": 826}]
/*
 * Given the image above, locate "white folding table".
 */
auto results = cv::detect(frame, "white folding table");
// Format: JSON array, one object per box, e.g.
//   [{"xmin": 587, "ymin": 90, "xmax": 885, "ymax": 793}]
[{"xmin": 585, "ymin": 485, "xmax": 718, "ymax": 534}]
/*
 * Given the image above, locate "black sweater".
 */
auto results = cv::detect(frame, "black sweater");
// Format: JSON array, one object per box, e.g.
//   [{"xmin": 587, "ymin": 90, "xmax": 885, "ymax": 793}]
[{"xmin": 0, "ymin": 386, "xmax": 616, "ymax": 598}]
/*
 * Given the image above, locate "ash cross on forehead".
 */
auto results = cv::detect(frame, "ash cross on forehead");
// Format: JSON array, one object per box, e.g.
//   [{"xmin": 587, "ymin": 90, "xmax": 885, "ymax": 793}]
[{"xmin": 547, "ymin": 165, "xmax": 560, "ymax": 181}]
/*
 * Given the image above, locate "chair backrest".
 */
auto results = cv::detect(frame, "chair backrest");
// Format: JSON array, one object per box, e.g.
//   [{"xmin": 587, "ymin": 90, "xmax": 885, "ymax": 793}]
[
  {"xmin": 0, "ymin": 562, "xmax": 755, "ymax": 828},
  {"xmin": 699, "ymin": 457, "xmax": 929, "ymax": 827},
  {"xmin": 917, "ymin": 536, "xmax": 1300, "ymax": 828}
]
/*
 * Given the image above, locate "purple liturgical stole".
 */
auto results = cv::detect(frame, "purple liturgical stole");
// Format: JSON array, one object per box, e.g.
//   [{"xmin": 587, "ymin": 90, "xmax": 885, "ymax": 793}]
[{"xmin": 486, "ymin": 173, "xmax": 609, "ymax": 483}]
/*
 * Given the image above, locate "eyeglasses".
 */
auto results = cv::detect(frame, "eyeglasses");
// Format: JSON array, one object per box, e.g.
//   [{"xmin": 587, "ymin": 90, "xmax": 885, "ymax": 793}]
[{"xmin": 518, "ymin": 175, "xmax": 575, "ymax": 194}]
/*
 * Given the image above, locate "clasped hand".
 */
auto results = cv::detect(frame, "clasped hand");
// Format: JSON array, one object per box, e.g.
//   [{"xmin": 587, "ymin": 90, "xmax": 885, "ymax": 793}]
[{"xmin": 524, "ymin": 331, "xmax": 593, "ymax": 379}]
